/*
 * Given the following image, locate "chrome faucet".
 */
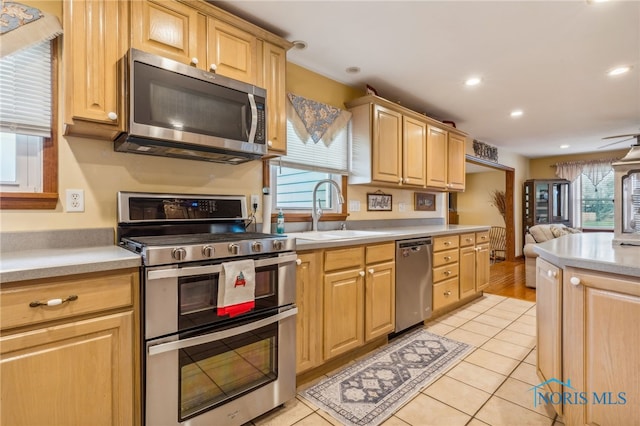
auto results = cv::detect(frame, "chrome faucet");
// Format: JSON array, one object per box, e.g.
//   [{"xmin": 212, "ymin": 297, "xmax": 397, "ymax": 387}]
[{"xmin": 311, "ymin": 179, "xmax": 345, "ymax": 232}]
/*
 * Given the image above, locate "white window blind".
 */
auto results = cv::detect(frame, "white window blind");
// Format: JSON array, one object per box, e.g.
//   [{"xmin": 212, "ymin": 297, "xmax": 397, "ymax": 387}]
[
  {"xmin": 0, "ymin": 41, "xmax": 52, "ymax": 137},
  {"xmin": 279, "ymin": 119, "xmax": 350, "ymax": 174}
]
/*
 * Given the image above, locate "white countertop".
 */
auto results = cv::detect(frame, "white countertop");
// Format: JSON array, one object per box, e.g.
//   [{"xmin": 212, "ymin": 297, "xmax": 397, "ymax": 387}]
[
  {"xmin": 292, "ymin": 224, "xmax": 490, "ymax": 250},
  {"xmin": 533, "ymin": 233, "xmax": 640, "ymax": 278},
  {"xmin": 0, "ymin": 246, "xmax": 142, "ymax": 284}
]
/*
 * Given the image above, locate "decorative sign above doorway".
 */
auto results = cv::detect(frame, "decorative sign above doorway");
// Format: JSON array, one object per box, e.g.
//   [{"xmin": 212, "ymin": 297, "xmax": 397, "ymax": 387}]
[{"xmin": 473, "ymin": 139, "xmax": 498, "ymax": 162}]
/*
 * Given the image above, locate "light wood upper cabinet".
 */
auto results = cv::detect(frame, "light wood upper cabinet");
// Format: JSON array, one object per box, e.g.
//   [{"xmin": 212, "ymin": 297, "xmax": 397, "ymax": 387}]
[
  {"xmin": 259, "ymin": 41, "xmax": 287, "ymax": 153},
  {"xmin": 131, "ymin": 0, "xmax": 204, "ymax": 67},
  {"xmin": 402, "ymin": 116, "xmax": 428, "ymax": 187},
  {"xmin": 562, "ymin": 267, "xmax": 640, "ymax": 426},
  {"xmin": 295, "ymin": 251, "xmax": 322, "ymax": 374},
  {"xmin": 426, "ymin": 125, "xmax": 448, "ymax": 189},
  {"xmin": 372, "ymin": 104, "xmax": 403, "ymax": 184},
  {"xmin": 348, "ymin": 98, "xmax": 429, "ymax": 188},
  {"xmin": 0, "ymin": 269, "xmax": 139, "ymax": 426},
  {"xmin": 447, "ymin": 132, "xmax": 467, "ymax": 191},
  {"xmin": 535, "ymin": 257, "xmax": 563, "ymax": 416},
  {"xmin": 63, "ymin": 0, "xmax": 128, "ymax": 140},
  {"xmin": 207, "ymin": 18, "xmax": 257, "ymax": 84}
]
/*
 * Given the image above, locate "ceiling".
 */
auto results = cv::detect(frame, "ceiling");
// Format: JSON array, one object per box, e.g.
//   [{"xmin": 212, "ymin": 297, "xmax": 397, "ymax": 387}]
[{"xmin": 212, "ymin": 0, "xmax": 640, "ymax": 159}]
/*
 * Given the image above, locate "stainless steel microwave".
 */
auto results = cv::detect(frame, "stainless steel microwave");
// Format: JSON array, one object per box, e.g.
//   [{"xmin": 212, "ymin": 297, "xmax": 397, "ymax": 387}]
[{"xmin": 115, "ymin": 49, "xmax": 267, "ymax": 164}]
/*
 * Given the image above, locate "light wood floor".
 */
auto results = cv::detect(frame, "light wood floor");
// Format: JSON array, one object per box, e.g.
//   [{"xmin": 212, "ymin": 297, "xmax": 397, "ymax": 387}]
[{"xmin": 484, "ymin": 257, "xmax": 536, "ymax": 302}]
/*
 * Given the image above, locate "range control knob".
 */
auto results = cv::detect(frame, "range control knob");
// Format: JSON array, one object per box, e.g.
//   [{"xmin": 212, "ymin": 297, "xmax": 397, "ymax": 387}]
[
  {"xmin": 228, "ymin": 243, "xmax": 240, "ymax": 255},
  {"xmin": 202, "ymin": 245, "xmax": 214, "ymax": 258},
  {"xmin": 273, "ymin": 239, "xmax": 284, "ymax": 250},
  {"xmin": 252, "ymin": 242, "xmax": 263, "ymax": 253},
  {"xmin": 172, "ymin": 248, "xmax": 187, "ymax": 261}
]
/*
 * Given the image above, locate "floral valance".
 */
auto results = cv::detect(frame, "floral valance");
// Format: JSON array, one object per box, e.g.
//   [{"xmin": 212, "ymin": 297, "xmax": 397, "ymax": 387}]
[
  {"xmin": 555, "ymin": 158, "xmax": 620, "ymax": 187},
  {"xmin": 287, "ymin": 93, "xmax": 351, "ymax": 145},
  {"xmin": 0, "ymin": 1, "xmax": 62, "ymax": 57}
]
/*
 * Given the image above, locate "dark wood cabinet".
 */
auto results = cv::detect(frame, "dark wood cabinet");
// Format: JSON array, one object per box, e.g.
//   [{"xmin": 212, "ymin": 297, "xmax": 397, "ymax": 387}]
[{"xmin": 523, "ymin": 179, "xmax": 571, "ymax": 234}]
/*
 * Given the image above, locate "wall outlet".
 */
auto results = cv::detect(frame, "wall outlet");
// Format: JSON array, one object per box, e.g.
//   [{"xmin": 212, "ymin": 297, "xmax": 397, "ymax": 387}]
[
  {"xmin": 66, "ymin": 189, "xmax": 84, "ymax": 212},
  {"xmin": 399, "ymin": 202, "xmax": 407, "ymax": 212},
  {"xmin": 250, "ymin": 194, "xmax": 260, "ymax": 211}
]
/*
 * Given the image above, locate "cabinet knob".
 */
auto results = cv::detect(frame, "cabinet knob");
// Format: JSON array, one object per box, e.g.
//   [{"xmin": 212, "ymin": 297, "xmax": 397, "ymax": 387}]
[
  {"xmin": 444, "ymin": 241, "xmax": 451, "ymax": 246},
  {"xmin": 267, "ymin": 140, "xmax": 273, "ymax": 147},
  {"xmin": 107, "ymin": 111, "xmax": 117, "ymax": 121},
  {"xmin": 399, "ymin": 177, "xmax": 403, "ymax": 183},
  {"xmin": 444, "ymin": 270, "xmax": 451, "ymax": 276},
  {"xmin": 570, "ymin": 276, "xmax": 581, "ymax": 286},
  {"xmin": 296, "ymin": 258, "xmax": 302, "ymax": 266},
  {"xmin": 368, "ymin": 268, "xmax": 374, "ymax": 274},
  {"xmin": 444, "ymin": 256, "xmax": 451, "ymax": 261},
  {"xmin": 359, "ymin": 271, "xmax": 365, "ymax": 277},
  {"xmin": 547, "ymin": 270, "xmax": 557, "ymax": 278},
  {"xmin": 444, "ymin": 290, "xmax": 452, "ymax": 296},
  {"xmin": 191, "ymin": 57, "xmax": 199, "ymax": 65},
  {"xmin": 405, "ymin": 178, "xmax": 410, "ymax": 184},
  {"xmin": 209, "ymin": 63, "xmax": 217, "ymax": 72}
]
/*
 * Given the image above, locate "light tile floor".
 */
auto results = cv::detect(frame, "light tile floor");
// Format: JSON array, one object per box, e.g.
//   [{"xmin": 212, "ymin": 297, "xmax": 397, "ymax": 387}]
[{"xmin": 250, "ymin": 294, "xmax": 564, "ymax": 426}]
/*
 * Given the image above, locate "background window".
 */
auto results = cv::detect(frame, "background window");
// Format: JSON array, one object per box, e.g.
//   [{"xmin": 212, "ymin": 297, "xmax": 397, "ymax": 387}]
[{"xmin": 578, "ymin": 169, "xmax": 615, "ymax": 229}]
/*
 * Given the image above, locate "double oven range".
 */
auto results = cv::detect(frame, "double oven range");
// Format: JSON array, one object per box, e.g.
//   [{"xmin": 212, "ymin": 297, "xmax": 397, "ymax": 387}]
[{"xmin": 117, "ymin": 192, "xmax": 297, "ymax": 426}]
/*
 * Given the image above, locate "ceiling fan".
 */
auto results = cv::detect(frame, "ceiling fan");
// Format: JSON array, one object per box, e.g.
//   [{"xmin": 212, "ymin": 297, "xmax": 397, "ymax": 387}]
[{"xmin": 598, "ymin": 133, "xmax": 640, "ymax": 149}]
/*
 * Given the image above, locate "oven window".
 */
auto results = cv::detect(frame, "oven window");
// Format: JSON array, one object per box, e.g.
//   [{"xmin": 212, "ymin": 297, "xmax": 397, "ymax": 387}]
[
  {"xmin": 178, "ymin": 265, "xmax": 278, "ymax": 330},
  {"xmin": 179, "ymin": 320, "xmax": 277, "ymax": 421}
]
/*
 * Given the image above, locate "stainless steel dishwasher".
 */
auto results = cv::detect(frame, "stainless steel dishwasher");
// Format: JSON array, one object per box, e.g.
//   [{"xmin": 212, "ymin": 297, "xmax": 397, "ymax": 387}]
[{"xmin": 395, "ymin": 237, "xmax": 433, "ymax": 332}]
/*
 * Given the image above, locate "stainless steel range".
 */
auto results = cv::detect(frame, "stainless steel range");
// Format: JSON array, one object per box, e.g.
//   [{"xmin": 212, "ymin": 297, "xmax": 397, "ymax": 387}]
[{"xmin": 117, "ymin": 192, "xmax": 297, "ymax": 426}]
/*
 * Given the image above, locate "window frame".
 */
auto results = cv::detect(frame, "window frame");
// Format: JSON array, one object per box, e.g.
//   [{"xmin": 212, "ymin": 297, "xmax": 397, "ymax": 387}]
[
  {"xmin": 262, "ymin": 159, "xmax": 348, "ymax": 223},
  {"xmin": 576, "ymin": 169, "xmax": 615, "ymax": 231},
  {"xmin": 0, "ymin": 41, "xmax": 58, "ymax": 210}
]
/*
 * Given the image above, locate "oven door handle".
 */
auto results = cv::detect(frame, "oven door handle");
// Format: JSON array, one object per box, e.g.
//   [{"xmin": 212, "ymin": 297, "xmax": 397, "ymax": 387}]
[
  {"xmin": 147, "ymin": 252, "xmax": 298, "ymax": 280},
  {"xmin": 148, "ymin": 306, "xmax": 298, "ymax": 356}
]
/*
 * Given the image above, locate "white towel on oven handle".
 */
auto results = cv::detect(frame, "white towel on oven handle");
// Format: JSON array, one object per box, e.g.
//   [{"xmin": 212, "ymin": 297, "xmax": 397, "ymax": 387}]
[{"xmin": 217, "ymin": 259, "xmax": 256, "ymax": 315}]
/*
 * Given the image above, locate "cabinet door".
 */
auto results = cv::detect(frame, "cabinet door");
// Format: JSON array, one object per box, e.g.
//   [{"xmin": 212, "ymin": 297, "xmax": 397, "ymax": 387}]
[
  {"xmin": 208, "ymin": 18, "xmax": 257, "ymax": 84},
  {"xmin": 535, "ymin": 258, "xmax": 563, "ymax": 416},
  {"xmin": 1, "ymin": 312, "xmax": 133, "ymax": 426},
  {"xmin": 260, "ymin": 41, "xmax": 287, "ymax": 153},
  {"xmin": 131, "ymin": 0, "xmax": 203, "ymax": 67},
  {"xmin": 323, "ymin": 269, "xmax": 364, "ymax": 360},
  {"xmin": 563, "ymin": 268, "xmax": 640, "ymax": 426},
  {"xmin": 372, "ymin": 105, "xmax": 403, "ymax": 184},
  {"xmin": 426, "ymin": 125, "xmax": 448, "ymax": 189},
  {"xmin": 365, "ymin": 260, "xmax": 395, "ymax": 341},
  {"xmin": 459, "ymin": 246, "xmax": 476, "ymax": 299},
  {"xmin": 295, "ymin": 251, "xmax": 321, "ymax": 374},
  {"xmin": 475, "ymin": 243, "xmax": 491, "ymax": 291},
  {"xmin": 402, "ymin": 116, "xmax": 427, "ymax": 187},
  {"xmin": 63, "ymin": 0, "xmax": 127, "ymax": 139},
  {"xmin": 447, "ymin": 132, "xmax": 466, "ymax": 191}
]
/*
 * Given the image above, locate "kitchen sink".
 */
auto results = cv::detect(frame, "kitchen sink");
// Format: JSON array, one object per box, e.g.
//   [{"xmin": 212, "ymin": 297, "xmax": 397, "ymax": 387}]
[{"xmin": 287, "ymin": 230, "xmax": 390, "ymax": 241}]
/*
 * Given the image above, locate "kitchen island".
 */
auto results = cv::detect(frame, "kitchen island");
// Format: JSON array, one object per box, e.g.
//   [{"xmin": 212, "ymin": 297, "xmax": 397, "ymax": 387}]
[{"xmin": 533, "ymin": 233, "xmax": 639, "ymax": 425}]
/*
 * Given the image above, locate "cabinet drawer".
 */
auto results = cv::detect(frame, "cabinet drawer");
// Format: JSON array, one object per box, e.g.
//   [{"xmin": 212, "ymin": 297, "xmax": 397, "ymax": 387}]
[
  {"xmin": 460, "ymin": 233, "xmax": 475, "ymax": 247},
  {"xmin": 1, "ymin": 270, "xmax": 136, "ymax": 331},
  {"xmin": 433, "ymin": 278, "xmax": 459, "ymax": 310},
  {"xmin": 476, "ymin": 231, "xmax": 490, "ymax": 245},
  {"xmin": 365, "ymin": 242, "xmax": 395, "ymax": 264},
  {"xmin": 324, "ymin": 246, "xmax": 364, "ymax": 272},
  {"xmin": 433, "ymin": 235, "xmax": 459, "ymax": 251},
  {"xmin": 433, "ymin": 249, "xmax": 458, "ymax": 267},
  {"xmin": 433, "ymin": 263, "xmax": 459, "ymax": 283}
]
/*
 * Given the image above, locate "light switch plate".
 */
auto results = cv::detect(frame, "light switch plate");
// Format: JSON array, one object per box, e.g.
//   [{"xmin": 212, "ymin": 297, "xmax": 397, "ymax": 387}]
[
  {"xmin": 399, "ymin": 202, "xmax": 407, "ymax": 212},
  {"xmin": 349, "ymin": 200, "xmax": 360, "ymax": 212}
]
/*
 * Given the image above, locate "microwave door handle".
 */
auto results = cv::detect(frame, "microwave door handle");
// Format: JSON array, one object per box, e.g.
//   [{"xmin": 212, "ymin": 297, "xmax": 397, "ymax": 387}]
[
  {"xmin": 146, "ymin": 253, "xmax": 297, "ymax": 279},
  {"xmin": 247, "ymin": 93, "xmax": 257, "ymax": 143},
  {"xmin": 148, "ymin": 307, "xmax": 298, "ymax": 356}
]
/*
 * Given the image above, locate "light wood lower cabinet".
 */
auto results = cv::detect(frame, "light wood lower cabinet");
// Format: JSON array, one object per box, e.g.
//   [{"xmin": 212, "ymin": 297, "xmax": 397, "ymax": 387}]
[
  {"xmin": 0, "ymin": 269, "xmax": 139, "ymax": 426},
  {"xmin": 562, "ymin": 267, "xmax": 640, "ymax": 426},
  {"xmin": 364, "ymin": 244, "xmax": 396, "ymax": 341},
  {"xmin": 535, "ymin": 257, "xmax": 563, "ymax": 416},
  {"xmin": 432, "ymin": 235, "xmax": 460, "ymax": 311},
  {"xmin": 295, "ymin": 251, "xmax": 322, "ymax": 374}
]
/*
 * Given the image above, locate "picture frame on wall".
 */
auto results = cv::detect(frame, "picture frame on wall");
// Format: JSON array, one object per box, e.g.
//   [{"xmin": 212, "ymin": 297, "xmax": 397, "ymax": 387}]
[
  {"xmin": 414, "ymin": 192, "xmax": 436, "ymax": 211},
  {"xmin": 367, "ymin": 191, "xmax": 392, "ymax": 211}
]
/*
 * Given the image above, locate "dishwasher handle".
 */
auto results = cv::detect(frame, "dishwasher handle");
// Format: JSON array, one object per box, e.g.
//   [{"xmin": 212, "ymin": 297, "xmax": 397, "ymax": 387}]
[{"xmin": 397, "ymin": 238, "xmax": 432, "ymax": 250}]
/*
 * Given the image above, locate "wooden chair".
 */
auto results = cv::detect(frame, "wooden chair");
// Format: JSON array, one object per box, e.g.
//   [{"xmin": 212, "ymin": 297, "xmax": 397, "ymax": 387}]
[{"xmin": 489, "ymin": 226, "xmax": 506, "ymax": 263}]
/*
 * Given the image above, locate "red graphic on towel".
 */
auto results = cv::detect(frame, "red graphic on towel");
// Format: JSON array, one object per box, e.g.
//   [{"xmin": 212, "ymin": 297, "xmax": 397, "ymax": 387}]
[{"xmin": 234, "ymin": 271, "xmax": 246, "ymax": 287}]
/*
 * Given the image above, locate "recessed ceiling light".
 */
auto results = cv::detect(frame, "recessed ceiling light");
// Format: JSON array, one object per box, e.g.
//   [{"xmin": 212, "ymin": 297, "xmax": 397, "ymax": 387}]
[
  {"xmin": 560, "ymin": 144, "xmax": 570, "ymax": 149},
  {"xmin": 465, "ymin": 77, "xmax": 482, "ymax": 86},
  {"xmin": 291, "ymin": 40, "xmax": 308, "ymax": 50},
  {"xmin": 345, "ymin": 66, "xmax": 361, "ymax": 74},
  {"xmin": 510, "ymin": 110, "xmax": 523, "ymax": 118},
  {"xmin": 608, "ymin": 66, "xmax": 631, "ymax": 76}
]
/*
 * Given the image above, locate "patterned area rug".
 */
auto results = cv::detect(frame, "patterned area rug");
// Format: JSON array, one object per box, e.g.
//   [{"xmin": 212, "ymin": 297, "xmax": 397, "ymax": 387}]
[{"xmin": 300, "ymin": 328, "xmax": 472, "ymax": 426}]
